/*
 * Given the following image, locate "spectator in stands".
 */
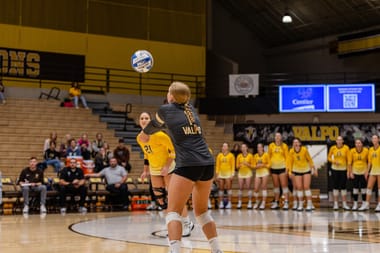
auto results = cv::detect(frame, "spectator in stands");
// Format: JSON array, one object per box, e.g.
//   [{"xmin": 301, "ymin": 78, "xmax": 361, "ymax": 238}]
[
  {"xmin": 86, "ymin": 157, "xmax": 130, "ymax": 209},
  {"xmin": 0, "ymin": 80, "xmax": 7, "ymax": 104},
  {"xmin": 78, "ymin": 133, "xmax": 91, "ymax": 160},
  {"xmin": 58, "ymin": 158, "xmax": 88, "ymax": 214},
  {"xmin": 66, "ymin": 138, "xmax": 81, "ymax": 157},
  {"xmin": 94, "ymin": 147, "xmax": 110, "ymax": 172},
  {"xmin": 230, "ymin": 143, "xmax": 242, "ymax": 159},
  {"xmin": 43, "ymin": 141, "xmax": 61, "ymax": 172},
  {"xmin": 18, "ymin": 157, "xmax": 47, "ymax": 214},
  {"xmin": 59, "ymin": 133, "xmax": 72, "ymax": 159},
  {"xmin": 0, "ymin": 80, "xmax": 6, "ymax": 104},
  {"xmin": 92, "ymin": 132, "xmax": 105, "ymax": 157},
  {"xmin": 69, "ymin": 82, "xmax": 89, "ymax": 109},
  {"xmin": 235, "ymin": 143, "xmax": 254, "ymax": 209},
  {"xmin": 43, "ymin": 131, "xmax": 58, "ymax": 154},
  {"xmin": 113, "ymin": 138, "xmax": 131, "ymax": 172},
  {"xmin": 215, "ymin": 143, "xmax": 235, "ymax": 209}
]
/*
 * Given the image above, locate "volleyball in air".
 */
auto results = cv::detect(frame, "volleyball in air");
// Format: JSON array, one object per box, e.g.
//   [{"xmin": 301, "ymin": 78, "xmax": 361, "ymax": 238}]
[{"xmin": 131, "ymin": 50, "xmax": 154, "ymax": 73}]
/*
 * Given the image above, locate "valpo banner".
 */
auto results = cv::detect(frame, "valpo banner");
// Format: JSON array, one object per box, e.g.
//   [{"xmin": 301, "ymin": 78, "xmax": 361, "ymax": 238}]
[
  {"xmin": 0, "ymin": 47, "xmax": 85, "ymax": 82},
  {"xmin": 233, "ymin": 123, "xmax": 380, "ymax": 148}
]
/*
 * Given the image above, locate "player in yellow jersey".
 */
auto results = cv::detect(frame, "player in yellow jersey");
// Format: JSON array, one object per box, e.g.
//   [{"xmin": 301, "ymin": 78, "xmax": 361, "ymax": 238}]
[
  {"xmin": 287, "ymin": 138, "xmax": 317, "ymax": 211},
  {"xmin": 235, "ymin": 143, "xmax": 254, "ymax": 209},
  {"xmin": 252, "ymin": 143, "xmax": 270, "ymax": 210},
  {"xmin": 137, "ymin": 112, "xmax": 194, "ymax": 237},
  {"xmin": 268, "ymin": 132, "xmax": 290, "ymax": 210},
  {"xmin": 347, "ymin": 138, "xmax": 369, "ymax": 210},
  {"xmin": 327, "ymin": 136, "xmax": 350, "ymax": 210},
  {"xmin": 359, "ymin": 134, "xmax": 380, "ymax": 211},
  {"xmin": 215, "ymin": 143, "xmax": 235, "ymax": 209}
]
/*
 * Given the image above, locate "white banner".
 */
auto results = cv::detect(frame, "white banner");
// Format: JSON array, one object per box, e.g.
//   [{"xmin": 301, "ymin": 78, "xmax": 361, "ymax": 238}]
[{"xmin": 229, "ymin": 74, "xmax": 259, "ymax": 96}]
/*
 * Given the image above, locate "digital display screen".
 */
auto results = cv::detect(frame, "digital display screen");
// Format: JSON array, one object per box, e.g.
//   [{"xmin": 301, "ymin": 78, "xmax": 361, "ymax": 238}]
[
  {"xmin": 327, "ymin": 84, "xmax": 375, "ymax": 112},
  {"xmin": 279, "ymin": 85, "xmax": 326, "ymax": 112}
]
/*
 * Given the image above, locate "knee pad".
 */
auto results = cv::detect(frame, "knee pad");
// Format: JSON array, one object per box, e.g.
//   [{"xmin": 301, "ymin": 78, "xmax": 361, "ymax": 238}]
[
  {"xmin": 152, "ymin": 187, "xmax": 167, "ymax": 209},
  {"xmin": 196, "ymin": 211, "xmax": 214, "ymax": 227},
  {"xmin": 218, "ymin": 190, "xmax": 224, "ymax": 197},
  {"xmin": 262, "ymin": 190, "xmax": 267, "ymax": 197},
  {"xmin": 366, "ymin": 189, "xmax": 372, "ymax": 195},
  {"xmin": 305, "ymin": 190, "xmax": 311, "ymax": 197},
  {"xmin": 341, "ymin": 190, "xmax": 347, "ymax": 196},
  {"xmin": 297, "ymin": 190, "xmax": 304, "ymax": 198},
  {"xmin": 282, "ymin": 187, "xmax": 289, "ymax": 194},
  {"xmin": 273, "ymin": 188, "xmax": 280, "ymax": 194},
  {"xmin": 248, "ymin": 190, "xmax": 252, "ymax": 198},
  {"xmin": 361, "ymin": 188, "xmax": 367, "ymax": 194},
  {"xmin": 238, "ymin": 190, "xmax": 242, "ymax": 197},
  {"xmin": 227, "ymin": 190, "xmax": 232, "ymax": 196},
  {"xmin": 353, "ymin": 188, "xmax": 359, "ymax": 194},
  {"xmin": 378, "ymin": 189, "xmax": 380, "ymax": 196},
  {"xmin": 253, "ymin": 191, "xmax": 259, "ymax": 198},
  {"xmin": 166, "ymin": 212, "xmax": 182, "ymax": 226},
  {"xmin": 333, "ymin": 189, "xmax": 339, "ymax": 197}
]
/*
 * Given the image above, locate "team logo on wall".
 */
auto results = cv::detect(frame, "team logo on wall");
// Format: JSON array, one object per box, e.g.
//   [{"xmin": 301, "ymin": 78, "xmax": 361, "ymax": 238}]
[{"xmin": 229, "ymin": 74, "xmax": 259, "ymax": 97}]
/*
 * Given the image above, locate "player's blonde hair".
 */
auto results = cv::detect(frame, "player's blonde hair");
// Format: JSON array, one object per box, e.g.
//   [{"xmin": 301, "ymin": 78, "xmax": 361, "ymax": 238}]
[{"xmin": 169, "ymin": 81, "xmax": 191, "ymax": 104}]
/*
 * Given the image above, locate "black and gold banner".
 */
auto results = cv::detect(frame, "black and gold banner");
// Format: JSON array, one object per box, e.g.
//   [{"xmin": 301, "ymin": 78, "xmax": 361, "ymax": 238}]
[
  {"xmin": 233, "ymin": 123, "xmax": 379, "ymax": 148},
  {"xmin": 337, "ymin": 29, "xmax": 380, "ymax": 57},
  {"xmin": 0, "ymin": 47, "xmax": 85, "ymax": 82}
]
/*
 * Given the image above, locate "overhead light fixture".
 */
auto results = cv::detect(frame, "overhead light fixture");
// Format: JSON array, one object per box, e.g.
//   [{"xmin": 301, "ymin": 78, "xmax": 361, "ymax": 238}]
[{"xmin": 282, "ymin": 13, "xmax": 292, "ymax": 23}]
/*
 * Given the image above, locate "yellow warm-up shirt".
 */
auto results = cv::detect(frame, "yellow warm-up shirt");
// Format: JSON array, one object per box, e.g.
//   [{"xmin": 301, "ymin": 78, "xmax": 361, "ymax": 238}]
[
  {"xmin": 268, "ymin": 142, "xmax": 288, "ymax": 169},
  {"xmin": 287, "ymin": 146, "xmax": 314, "ymax": 174},
  {"xmin": 69, "ymin": 87, "xmax": 81, "ymax": 97},
  {"xmin": 136, "ymin": 131, "xmax": 176, "ymax": 175},
  {"xmin": 215, "ymin": 152, "xmax": 235, "ymax": 178},
  {"xmin": 348, "ymin": 147, "xmax": 368, "ymax": 175},
  {"xmin": 236, "ymin": 153, "xmax": 254, "ymax": 178},
  {"xmin": 252, "ymin": 152, "xmax": 270, "ymax": 177},
  {"xmin": 328, "ymin": 145, "xmax": 350, "ymax": 171},
  {"xmin": 368, "ymin": 146, "xmax": 380, "ymax": 175}
]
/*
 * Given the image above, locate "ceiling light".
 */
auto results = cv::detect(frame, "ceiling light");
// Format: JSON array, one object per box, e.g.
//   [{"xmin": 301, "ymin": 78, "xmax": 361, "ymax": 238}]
[{"xmin": 282, "ymin": 13, "xmax": 292, "ymax": 23}]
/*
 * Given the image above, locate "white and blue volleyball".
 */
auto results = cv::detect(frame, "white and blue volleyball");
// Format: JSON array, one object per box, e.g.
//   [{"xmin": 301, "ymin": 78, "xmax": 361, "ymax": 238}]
[{"xmin": 131, "ymin": 50, "xmax": 154, "ymax": 73}]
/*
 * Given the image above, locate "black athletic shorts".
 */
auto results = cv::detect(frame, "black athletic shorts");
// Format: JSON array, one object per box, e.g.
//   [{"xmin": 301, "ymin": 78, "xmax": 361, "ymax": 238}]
[
  {"xmin": 174, "ymin": 165, "xmax": 214, "ymax": 182},
  {"xmin": 271, "ymin": 168, "xmax": 286, "ymax": 175},
  {"xmin": 292, "ymin": 171, "xmax": 311, "ymax": 176}
]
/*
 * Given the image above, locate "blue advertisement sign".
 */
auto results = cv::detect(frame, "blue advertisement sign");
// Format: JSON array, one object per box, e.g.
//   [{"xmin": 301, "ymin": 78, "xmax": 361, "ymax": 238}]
[
  {"xmin": 327, "ymin": 84, "xmax": 375, "ymax": 112},
  {"xmin": 279, "ymin": 85, "xmax": 326, "ymax": 112}
]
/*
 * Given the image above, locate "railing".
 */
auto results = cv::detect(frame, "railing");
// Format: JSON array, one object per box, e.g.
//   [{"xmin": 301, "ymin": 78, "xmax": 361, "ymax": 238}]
[{"xmin": 1, "ymin": 65, "xmax": 207, "ymax": 99}]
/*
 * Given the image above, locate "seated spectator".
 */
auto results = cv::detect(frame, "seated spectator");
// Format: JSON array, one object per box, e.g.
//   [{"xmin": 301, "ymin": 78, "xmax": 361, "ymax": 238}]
[
  {"xmin": 66, "ymin": 138, "xmax": 81, "ymax": 157},
  {"xmin": 94, "ymin": 147, "xmax": 110, "ymax": 172},
  {"xmin": 78, "ymin": 133, "xmax": 91, "ymax": 160},
  {"xmin": 86, "ymin": 157, "xmax": 130, "ymax": 209},
  {"xmin": 58, "ymin": 158, "xmax": 88, "ymax": 214},
  {"xmin": 91, "ymin": 132, "xmax": 105, "ymax": 157},
  {"xmin": 113, "ymin": 138, "xmax": 131, "ymax": 172},
  {"xmin": 0, "ymin": 80, "xmax": 6, "ymax": 104},
  {"xmin": 43, "ymin": 131, "xmax": 58, "ymax": 154},
  {"xmin": 43, "ymin": 142, "xmax": 61, "ymax": 172},
  {"xmin": 69, "ymin": 82, "xmax": 89, "ymax": 109},
  {"xmin": 59, "ymin": 133, "xmax": 72, "ymax": 159},
  {"xmin": 18, "ymin": 157, "xmax": 47, "ymax": 214}
]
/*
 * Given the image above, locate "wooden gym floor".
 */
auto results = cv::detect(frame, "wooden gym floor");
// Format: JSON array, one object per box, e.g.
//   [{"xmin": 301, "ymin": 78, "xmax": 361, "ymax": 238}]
[{"xmin": 1, "ymin": 208, "xmax": 380, "ymax": 253}]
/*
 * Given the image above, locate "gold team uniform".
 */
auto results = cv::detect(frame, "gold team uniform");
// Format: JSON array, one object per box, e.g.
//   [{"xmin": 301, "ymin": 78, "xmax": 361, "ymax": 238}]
[
  {"xmin": 215, "ymin": 152, "xmax": 235, "ymax": 178},
  {"xmin": 252, "ymin": 152, "xmax": 270, "ymax": 178},
  {"xmin": 236, "ymin": 153, "xmax": 254, "ymax": 178},
  {"xmin": 136, "ymin": 131, "xmax": 176, "ymax": 176},
  {"xmin": 368, "ymin": 146, "xmax": 380, "ymax": 176},
  {"xmin": 348, "ymin": 147, "xmax": 369, "ymax": 175},
  {"xmin": 268, "ymin": 142, "xmax": 288, "ymax": 172},
  {"xmin": 287, "ymin": 146, "xmax": 314, "ymax": 174},
  {"xmin": 328, "ymin": 145, "xmax": 350, "ymax": 171}
]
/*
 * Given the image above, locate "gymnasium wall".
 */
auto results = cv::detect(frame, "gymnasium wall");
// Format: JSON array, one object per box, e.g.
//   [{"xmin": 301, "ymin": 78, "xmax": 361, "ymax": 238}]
[{"xmin": 0, "ymin": 0, "xmax": 205, "ymax": 76}]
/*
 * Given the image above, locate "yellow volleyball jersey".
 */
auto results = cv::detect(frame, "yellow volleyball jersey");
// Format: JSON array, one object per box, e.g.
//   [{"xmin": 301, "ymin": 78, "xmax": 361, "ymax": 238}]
[
  {"xmin": 328, "ymin": 144, "xmax": 350, "ymax": 171},
  {"xmin": 348, "ymin": 147, "xmax": 368, "ymax": 175},
  {"xmin": 136, "ymin": 131, "xmax": 176, "ymax": 174},
  {"xmin": 236, "ymin": 153, "xmax": 254, "ymax": 178},
  {"xmin": 368, "ymin": 146, "xmax": 380, "ymax": 175},
  {"xmin": 287, "ymin": 146, "xmax": 314, "ymax": 173},
  {"xmin": 215, "ymin": 152, "xmax": 235, "ymax": 178},
  {"xmin": 268, "ymin": 142, "xmax": 288, "ymax": 169},
  {"xmin": 252, "ymin": 152, "xmax": 270, "ymax": 177}
]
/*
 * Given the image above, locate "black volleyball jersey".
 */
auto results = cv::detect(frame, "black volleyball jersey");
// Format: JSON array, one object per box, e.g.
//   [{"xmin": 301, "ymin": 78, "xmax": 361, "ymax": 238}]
[{"xmin": 144, "ymin": 102, "xmax": 214, "ymax": 168}]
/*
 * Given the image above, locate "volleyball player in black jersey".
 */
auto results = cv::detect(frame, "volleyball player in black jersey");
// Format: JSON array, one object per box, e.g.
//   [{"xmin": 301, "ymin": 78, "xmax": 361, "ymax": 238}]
[{"xmin": 142, "ymin": 81, "xmax": 223, "ymax": 253}]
